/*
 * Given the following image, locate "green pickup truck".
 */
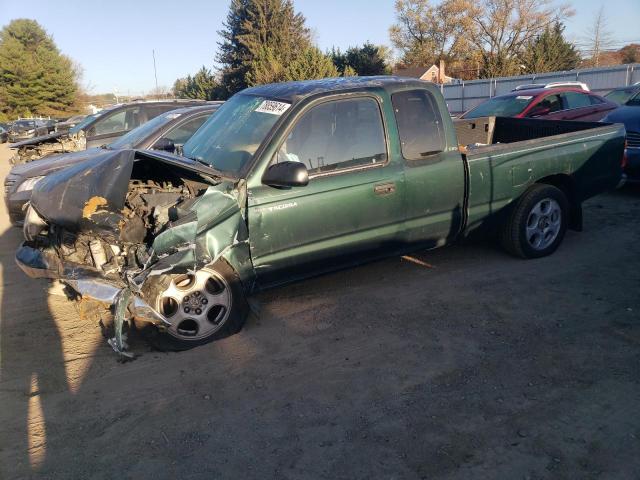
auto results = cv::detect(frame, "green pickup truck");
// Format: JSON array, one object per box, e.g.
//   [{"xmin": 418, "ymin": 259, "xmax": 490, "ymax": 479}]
[{"xmin": 16, "ymin": 77, "xmax": 626, "ymax": 353}]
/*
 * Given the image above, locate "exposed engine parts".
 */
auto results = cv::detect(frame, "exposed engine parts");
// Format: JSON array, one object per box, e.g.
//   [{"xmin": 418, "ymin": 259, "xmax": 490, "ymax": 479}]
[
  {"xmin": 18, "ymin": 149, "xmax": 251, "ymax": 357},
  {"xmin": 10, "ymin": 132, "xmax": 87, "ymax": 165}
]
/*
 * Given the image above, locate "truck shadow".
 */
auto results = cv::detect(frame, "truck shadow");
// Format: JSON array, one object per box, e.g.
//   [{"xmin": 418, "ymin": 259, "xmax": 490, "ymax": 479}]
[{"xmin": 0, "ymin": 224, "xmax": 70, "ymax": 477}]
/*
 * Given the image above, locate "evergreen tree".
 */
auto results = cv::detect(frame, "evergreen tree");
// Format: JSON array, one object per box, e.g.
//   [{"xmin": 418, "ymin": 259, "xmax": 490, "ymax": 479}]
[
  {"xmin": 522, "ymin": 22, "xmax": 581, "ymax": 74},
  {"xmin": 173, "ymin": 66, "xmax": 221, "ymax": 100},
  {"xmin": 0, "ymin": 19, "xmax": 77, "ymax": 120},
  {"xmin": 217, "ymin": 0, "xmax": 311, "ymax": 95},
  {"xmin": 330, "ymin": 43, "xmax": 390, "ymax": 76},
  {"xmin": 283, "ymin": 47, "xmax": 338, "ymax": 81}
]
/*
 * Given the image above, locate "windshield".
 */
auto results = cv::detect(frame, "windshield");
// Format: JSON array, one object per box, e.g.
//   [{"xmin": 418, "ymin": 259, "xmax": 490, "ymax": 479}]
[
  {"xmin": 463, "ymin": 95, "xmax": 535, "ymax": 119},
  {"xmin": 69, "ymin": 112, "xmax": 101, "ymax": 134},
  {"xmin": 605, "ymin": 88, "xmax": 640, "ymax": 105},
  {"xmin": 108, "ymin": 111, "xmax": 181, "ymax": 149},
  {"xmin": 183, "ymin": 94, "xmax": 286, "ymax": 175},
  {"xmin": 15, "ymin": 120, "xmax": 36, "ymax": 128}
]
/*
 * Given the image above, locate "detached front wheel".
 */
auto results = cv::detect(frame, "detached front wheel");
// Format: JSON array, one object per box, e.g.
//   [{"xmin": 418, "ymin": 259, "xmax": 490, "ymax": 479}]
[
  {"xmin": 145, "ymin": 261, "xmax": 248, "ymax": 351},
  {"xmin": 501, "ymin": 184, "xmax": 569, "ymax": 259}
]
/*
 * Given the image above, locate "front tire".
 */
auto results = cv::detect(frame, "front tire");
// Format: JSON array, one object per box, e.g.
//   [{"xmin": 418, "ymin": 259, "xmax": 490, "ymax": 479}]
[
  {"xmin": 501, "ymin": 184, "xmax": 569, "ymax": 259},
  {"xmin": 144, "ymin": 261, "xmax": 249, "ymax": 351}
]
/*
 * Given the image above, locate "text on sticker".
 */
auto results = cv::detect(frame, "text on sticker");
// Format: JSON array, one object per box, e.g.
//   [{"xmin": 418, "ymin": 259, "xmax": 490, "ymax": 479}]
[{"xmin": 255, "ymin": 100, "xmax": 291, "ymax": 115}]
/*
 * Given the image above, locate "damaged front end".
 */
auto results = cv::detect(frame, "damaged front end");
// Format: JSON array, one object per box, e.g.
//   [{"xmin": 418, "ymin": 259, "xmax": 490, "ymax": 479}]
[
  {"xmin": 10, "ymin": 131, "xmax": 87, "ymax": 165},
  {"xmin": 16, "ymin": 149, "xmax": 254, "ymax": 356}
]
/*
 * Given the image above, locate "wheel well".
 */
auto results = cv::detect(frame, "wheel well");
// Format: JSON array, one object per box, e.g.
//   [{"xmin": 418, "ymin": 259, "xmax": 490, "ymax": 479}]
[{"xmin": 536, "ymin": 175, "xmax": 582, "ymax": 231}]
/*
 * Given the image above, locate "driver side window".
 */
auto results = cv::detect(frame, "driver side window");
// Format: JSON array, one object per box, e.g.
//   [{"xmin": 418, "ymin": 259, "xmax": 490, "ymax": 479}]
[
  {"xmin": 528, "ymin": 94, "xmax": 562, "ymax": 117},
  {"xmin": 276, "ymin": 97, "xmax": 387, "ymax": 175}
]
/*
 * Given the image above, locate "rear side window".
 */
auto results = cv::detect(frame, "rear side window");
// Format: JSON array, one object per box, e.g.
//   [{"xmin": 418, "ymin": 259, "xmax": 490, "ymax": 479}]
[
  {"xmin": 276, "ymin": 97, "xmax": 387, "ymax": 175},
  {"xmin": 392, "ymin": 90, "xmax": 445, "ymax": 160},
  {"xmin": 93, "ymin": 106, "xmax": 141, "ymax": 135},
  {"xmin": 563, "ymin": 92, "xmax": 591, "ymax": 109},
  {"xmin": 162, "ymin": 114, "xmax": 211, "ymax": 145},
  {"xmin": 145, "ymin": 105, "xmax": 177, "ymax": 120},
  {"xmin": 589, "ymin": 95, "xmax": 604, "ymax": 105}
]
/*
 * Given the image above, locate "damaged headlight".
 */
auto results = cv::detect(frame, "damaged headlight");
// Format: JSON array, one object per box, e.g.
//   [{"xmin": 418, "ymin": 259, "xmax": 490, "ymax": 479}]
[
  {"xmin": 17, "ymin": 176, "xmax": 45, "ymax": 193},
  {"xmin": 23, "ymin": 205, "xmax": 48, "ymax": 241}
]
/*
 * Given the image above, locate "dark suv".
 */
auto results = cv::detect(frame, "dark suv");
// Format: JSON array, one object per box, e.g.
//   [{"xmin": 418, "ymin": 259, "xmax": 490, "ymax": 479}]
[{"xmin": 10, "ymin": 100, "xmax": 211, "ymax": 164}]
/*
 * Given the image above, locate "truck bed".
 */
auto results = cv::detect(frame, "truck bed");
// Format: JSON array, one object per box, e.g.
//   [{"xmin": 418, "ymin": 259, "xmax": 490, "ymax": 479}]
[{"xmin": 453, "ymin": 117, "xmax": 626, "ymax": 234}]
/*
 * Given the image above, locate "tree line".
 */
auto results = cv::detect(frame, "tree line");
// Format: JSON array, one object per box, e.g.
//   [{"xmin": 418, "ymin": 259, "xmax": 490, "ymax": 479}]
[
  {"xmin": 174, "ymin": 0, "xmax": 638, "ymax": 100},
  {"xmin": 1, "ymin": 1, "xmax": 639, "ymax": 118}
]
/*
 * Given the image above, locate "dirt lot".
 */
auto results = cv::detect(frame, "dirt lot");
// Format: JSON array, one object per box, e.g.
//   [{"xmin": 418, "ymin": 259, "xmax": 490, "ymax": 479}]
[{"xmin": 0, "ymin": 142, "xmax": 639, "ymax": 479}]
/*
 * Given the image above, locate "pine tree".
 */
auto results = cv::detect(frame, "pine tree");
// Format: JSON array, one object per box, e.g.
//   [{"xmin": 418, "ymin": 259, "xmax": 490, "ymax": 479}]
[
  {"xmin": 173, "ymin": 66, "xmax": 221, "ymax": 100},
  {"xmin": 218, "ymin": 0, "xmax": 311, "ymax": 94},
  {"xmin": 522, "ymin": 22, "xmax": 581, "ymax": 74},
  {"xmin": 339, "ymin": 43, "xmax": 390, "ymax": 76},
  {"xmin": 0, "ymin": 19, "xmax": 77, "ymax": 120}
]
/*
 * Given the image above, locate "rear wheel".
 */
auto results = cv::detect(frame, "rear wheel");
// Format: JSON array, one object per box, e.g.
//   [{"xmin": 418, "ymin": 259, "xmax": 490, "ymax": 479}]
[
  {"xmin": 144, "ymin": 261, "xmax": 248, "ymax": 351},
  {"xmin": 501, "ymin": 184, "xmax": 569, "ymax": 259}
]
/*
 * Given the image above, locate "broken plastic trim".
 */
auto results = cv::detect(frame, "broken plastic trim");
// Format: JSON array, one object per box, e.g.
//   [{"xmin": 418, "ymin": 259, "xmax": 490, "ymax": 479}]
[{"xmin": 107, "ymin": 288, "xmax": 134, "ymax": 359}]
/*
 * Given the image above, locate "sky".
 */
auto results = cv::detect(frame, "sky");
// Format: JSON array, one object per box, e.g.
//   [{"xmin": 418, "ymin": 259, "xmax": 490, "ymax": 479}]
[{"xmin": 0, "ymin": 0, "xmax": 638, "ymax": 95}]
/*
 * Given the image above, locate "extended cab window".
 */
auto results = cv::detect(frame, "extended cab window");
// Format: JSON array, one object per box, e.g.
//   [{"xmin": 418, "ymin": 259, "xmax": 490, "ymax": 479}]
[
  {"xmin": 277, "ymin": 97, "xmax": 387, "ymax": 175},
  {"xmin": 392, "ymin": 90, "xmax": 445, "ymax": 160}
]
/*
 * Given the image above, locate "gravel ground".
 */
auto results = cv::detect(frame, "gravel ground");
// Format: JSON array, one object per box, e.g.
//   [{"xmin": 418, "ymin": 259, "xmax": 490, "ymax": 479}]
[{"xmin": 0, "ymin": 143, "xmax": 639, "ymax": 479}]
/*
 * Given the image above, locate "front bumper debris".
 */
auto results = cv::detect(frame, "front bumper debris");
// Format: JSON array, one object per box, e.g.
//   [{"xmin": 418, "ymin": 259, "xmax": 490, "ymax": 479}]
[{"xmin": 16, "ymin": 242, "xmax": 170, "ymax": 358}]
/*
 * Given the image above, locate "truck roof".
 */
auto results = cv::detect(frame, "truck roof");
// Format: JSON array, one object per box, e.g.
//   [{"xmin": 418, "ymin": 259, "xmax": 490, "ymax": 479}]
[{"xmin": 242, "ymin": 76, "xmax": 431, "ymax": 104}]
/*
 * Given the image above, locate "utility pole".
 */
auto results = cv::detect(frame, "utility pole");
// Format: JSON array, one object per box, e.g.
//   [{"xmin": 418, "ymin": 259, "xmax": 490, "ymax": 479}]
[{"xmin": 152, "ymin": 49, "xmax": 159, "ymax": 97}]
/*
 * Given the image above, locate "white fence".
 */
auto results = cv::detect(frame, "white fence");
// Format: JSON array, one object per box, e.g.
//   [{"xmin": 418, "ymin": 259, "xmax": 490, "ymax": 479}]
[{"xmin": 442, "ymin": 64, "xmax": 640, "ymax": 114}]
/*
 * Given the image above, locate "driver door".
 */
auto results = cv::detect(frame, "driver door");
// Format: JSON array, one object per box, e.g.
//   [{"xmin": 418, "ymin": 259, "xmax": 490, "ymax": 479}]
[{"xmin": 248, "ymin": 95, "xmax": 405, "ymax": 287}]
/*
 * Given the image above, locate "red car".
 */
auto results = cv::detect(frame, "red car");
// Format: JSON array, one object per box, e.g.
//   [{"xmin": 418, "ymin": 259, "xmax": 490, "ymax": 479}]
[{"xmin": 460, "ymin": 87, "xmax": 618, "ymax": 121}]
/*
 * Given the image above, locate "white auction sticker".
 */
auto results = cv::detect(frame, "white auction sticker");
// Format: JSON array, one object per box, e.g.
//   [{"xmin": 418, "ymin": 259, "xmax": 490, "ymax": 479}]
[
  {"xmin": 516, "ymin": 96, "xmax": 533, "ymax": 100},
  {"xmin": 255, "ymin": 100, "xmax": 291, "ymax": 115}
]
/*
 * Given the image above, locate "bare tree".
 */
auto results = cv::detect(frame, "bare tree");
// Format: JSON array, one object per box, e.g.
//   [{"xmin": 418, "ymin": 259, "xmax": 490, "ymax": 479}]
[
  {"xmin": 389, "ymin": 0, "xmax": 477, "ymax": 67},
  {"xmin": 471, "ymin": 0, "xmax": 574, "ymax": 78},
  {"xmin": 583, "ymin": 6, "xmax": 615, "ymax": 67}
]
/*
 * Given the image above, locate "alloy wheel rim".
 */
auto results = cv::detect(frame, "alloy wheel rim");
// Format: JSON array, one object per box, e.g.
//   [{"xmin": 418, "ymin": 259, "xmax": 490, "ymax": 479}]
[
  {"xmin": 157, "ymin": 268, "xmax": 231, "ymax": 341},
  {"xmin": 525, "ymin": 197, "xmax": 562, "ymax": 251}
]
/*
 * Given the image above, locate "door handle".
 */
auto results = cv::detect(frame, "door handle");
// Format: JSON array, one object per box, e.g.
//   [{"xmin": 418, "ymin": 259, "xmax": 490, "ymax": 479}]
[{"xmin": 374, "ymin": 182, "xmax": 396, "ymax": 196}]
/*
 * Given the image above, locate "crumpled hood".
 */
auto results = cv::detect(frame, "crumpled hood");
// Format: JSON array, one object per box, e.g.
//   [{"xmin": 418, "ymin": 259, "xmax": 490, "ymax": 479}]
[
  {"xmin": 602, "ymin": 106, "xmax": 640, "ymax": 133},
  {"xmin": 30, "ymin": 149, "xmax": 135, "ymax": 229},
  {"xmin": 10, "ymin": 147, "xmax": 103, "ymax": 178},
  {"xmin": 10, "ymin": 131, "xmax": 64, "ymax": 148},
  {"xmin": 28, "ymin": 146, "xmax": 252, "ymax": 287}
]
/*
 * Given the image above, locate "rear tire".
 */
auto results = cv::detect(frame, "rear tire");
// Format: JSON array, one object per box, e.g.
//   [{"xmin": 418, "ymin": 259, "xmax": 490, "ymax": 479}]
[
  {"xmin": 143, "ymin": 260, "xmax": 249, "ymax": 351},
  {"xmin": 501, "ymin": 184, "xmax": 569, "ymax": 259}
]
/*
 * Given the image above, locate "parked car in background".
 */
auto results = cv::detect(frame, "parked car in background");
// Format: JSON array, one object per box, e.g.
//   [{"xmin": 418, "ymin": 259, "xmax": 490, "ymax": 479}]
[
  {"xmin": 602, "ymin": 91, "xmax": 640, "ymax": 182},
  {"xmin": 54, "ymin": 114, "xmax": 87, "ymax": 134},
  {"xmin": 8, "ymin": 119, "xmax": 46, "ymax": 142},
  {"xmin": 604, "ymin": 83, "xmax": 640, "ymax": 105},
  {"xmin": 9, "ymin": 100, "xmax": 214, "ymax": 164},
  {"xmin": 4, "ymin": 104, "xmax": 221, "ymax": 225},
  {"xmin": 512, "ymin": 81, "xmax": 590, "ymax": 92},
  {"xmin": 0, "ymin": 126, "xmax": 8, "ymax": 143},
  {"xmin": 460, "ymin": 87, "xmax": 617, "ymax": 122}
]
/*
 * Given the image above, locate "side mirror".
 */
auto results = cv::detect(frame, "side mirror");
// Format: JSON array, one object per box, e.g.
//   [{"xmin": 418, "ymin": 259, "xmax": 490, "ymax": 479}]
[
  {"xmin": 152, "ymin": 137, "xmax": 176, "ymax": 152},
  {"xmin": 262, "ymin": 161, "xmax": 309, "ymax": 188}
]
